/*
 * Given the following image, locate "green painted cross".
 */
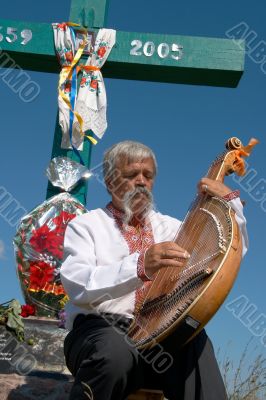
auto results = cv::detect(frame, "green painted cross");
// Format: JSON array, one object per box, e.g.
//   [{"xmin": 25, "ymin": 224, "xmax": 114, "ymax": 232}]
[{"xmin": 0, "ymin": 0, "xmax": 245, "ymax": 205}]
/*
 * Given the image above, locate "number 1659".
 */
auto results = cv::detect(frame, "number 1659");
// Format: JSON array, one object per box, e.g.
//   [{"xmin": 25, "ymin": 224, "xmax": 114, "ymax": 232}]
[{"xmin": 0, "ymin": 27, "xmax": 32, "ymax": 45}]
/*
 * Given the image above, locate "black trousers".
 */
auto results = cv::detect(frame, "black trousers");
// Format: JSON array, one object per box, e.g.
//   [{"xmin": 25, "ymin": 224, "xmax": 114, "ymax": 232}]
[{"xmin": 64, "ymin": 313, "xmax": 228, "ymax": 400}]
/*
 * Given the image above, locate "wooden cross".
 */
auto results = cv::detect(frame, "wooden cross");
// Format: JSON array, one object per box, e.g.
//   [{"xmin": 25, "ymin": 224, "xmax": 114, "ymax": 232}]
[{"xmin": 0, "ymin": 0, "xmax": 245, "ymax": 205}]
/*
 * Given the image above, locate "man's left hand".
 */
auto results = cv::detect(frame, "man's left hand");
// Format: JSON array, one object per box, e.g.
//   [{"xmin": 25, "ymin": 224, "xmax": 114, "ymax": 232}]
[{"xmin": 197, "ymin": 178, "xmax": 232, "ymax": 198}]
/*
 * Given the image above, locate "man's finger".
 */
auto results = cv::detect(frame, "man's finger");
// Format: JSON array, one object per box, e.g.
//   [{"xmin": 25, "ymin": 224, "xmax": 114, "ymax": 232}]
[
  {"xmin": 161, "ymin": 249, "xmax": 190, "ymax": 259},
  {"xmin": 160, "ymin": 259, "xmax": 186, "ymax": 268}
]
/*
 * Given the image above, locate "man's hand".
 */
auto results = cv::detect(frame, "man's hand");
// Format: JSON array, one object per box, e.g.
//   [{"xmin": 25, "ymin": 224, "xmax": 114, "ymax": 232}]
[
  {"xmin": 144, "ymin": 241, "xmax": 190, "ymax": 278},
  {"xmin": 198, "ymin": 178, "xmax": 232, "ymax": 198}
]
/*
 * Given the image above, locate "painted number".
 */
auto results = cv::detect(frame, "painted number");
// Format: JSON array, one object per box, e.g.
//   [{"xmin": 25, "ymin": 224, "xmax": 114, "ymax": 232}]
[
  {"xmin": 130, "ymin": 40, "xmax": 183, "ymax": 61},
  {"xmin": 21, "ymin": 30, "xmax": 33, "ymax": 45},
  {"xmin": 0, "ymin": 27, "xmax": 33, "ymax": 45},
  {"xmin": 130, "ymin": 40, "xmax": 142, "ymax": 56},
  {"xmin": 143, "ymin": 41, "xmax": 155, "ymax": 57},
  {"xmin": 6, "ymin": 27, "xmax": 17, "ymax": 43},
  {"xmin": 157, "ymin": 43, "xmax": 170, "ymax": 58}
]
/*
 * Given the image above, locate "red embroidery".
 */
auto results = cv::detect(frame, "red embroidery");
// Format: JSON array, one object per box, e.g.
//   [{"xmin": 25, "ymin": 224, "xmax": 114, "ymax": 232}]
[
  {"xmin": 106, "ymin": 202, "xmax": 154, "ymax": 314},
  {"xmin": 137, "ymin": 250, "xmax": 152, "ymax": 282},
  {"xmin": 222, "ymin": 190, "xmax": 240, "ymax": 202}
]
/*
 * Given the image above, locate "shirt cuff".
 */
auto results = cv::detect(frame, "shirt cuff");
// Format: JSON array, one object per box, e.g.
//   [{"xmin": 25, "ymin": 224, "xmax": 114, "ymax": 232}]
[
  {"xmin": 137, "ymin": 251, "xmax": 153, "ymax": 282},
  {"xmin": 222, "ymin": 190, "xmax": 240, "ymax": 202}
]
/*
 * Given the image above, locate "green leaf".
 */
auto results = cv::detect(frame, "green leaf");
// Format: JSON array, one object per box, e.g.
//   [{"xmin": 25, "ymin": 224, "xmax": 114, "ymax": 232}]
[
  {"xmin": 16, "ymin": 328, "xmax": 25, "ymax": 342},
  {"xmin": 0, "ymin": 299, "xmax": 25, "ymax": 341},
  {"xmin": 9, "ymin": 299, "xmax": 22, "ymax": 315},
  {"xmin": 6, "ymin": 314, "xmax": 24, "ymax": 341},
  {"xmin": 7, "ymin": 313, "xmax": 19, "ymax": 329}
]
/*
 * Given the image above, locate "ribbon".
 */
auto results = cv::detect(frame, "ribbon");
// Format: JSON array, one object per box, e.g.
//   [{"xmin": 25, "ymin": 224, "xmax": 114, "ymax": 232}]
[
  {"xmin": 234, "ymin": 138, "xmax": 259, "ymax": 176},
  {"xmin": 53, "ymin": 23, "xmax": 116, "ymax": 151},
  {"xmin": 29, "ymin": 282, "xmax": 65, "ymax": 296},
  {"xmin": 57, "ymin": 23, "xmax": 98, "ymax": 149}
]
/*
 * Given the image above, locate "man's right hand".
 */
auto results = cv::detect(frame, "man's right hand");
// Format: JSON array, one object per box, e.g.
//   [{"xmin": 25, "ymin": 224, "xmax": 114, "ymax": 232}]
[{"xmin": 144, "ymin": 241, "xmax": 190, "ymax": 278}]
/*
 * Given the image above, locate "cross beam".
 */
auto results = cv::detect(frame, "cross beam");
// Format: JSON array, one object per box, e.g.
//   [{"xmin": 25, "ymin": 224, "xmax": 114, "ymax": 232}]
[
  {"xmin": 0, "ymin": 19, "xmax": 244, "ymax": 87},
  {"xmin": 0, "ymin": 0, "xmax": 245, "ymax": 204}
]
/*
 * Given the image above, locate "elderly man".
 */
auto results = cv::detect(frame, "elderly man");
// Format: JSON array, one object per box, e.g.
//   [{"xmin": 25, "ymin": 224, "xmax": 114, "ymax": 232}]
[{"xmin": 61, "ymin": 141, "xmax": 248, "ymax": 400}]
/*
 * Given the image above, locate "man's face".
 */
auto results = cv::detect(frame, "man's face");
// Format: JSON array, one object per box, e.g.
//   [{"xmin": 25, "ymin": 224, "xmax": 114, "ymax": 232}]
[{"xmin": 106, "ymin": 157, "xmax": 156, "ymax": 215}]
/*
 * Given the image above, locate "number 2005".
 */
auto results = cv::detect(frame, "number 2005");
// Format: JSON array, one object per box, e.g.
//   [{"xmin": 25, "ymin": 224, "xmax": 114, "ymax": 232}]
[{"xmin": 130, "ymin": 40, "xmax": 183, "ymax": 60}]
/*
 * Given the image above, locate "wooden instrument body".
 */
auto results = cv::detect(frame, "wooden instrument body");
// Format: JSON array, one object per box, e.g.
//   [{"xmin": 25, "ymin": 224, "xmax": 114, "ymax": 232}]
[
  {"xmin": 181, "ymin": 206, "xmax": 242, "ymax": 343},
  {"xmin": 129, "ymin": 198, "xmax": 242, "ymax": 348},
  {"xmin": 129, "ymin": 137, "xmax": 257, "ymax": 349}
]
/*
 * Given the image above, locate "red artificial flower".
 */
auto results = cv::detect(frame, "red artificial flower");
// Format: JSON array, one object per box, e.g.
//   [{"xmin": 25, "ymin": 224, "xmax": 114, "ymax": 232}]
[
  {"xmin": 80, "ymin": 77, "xmax": 87, "ymax": 86},
  {"xmin": 97, "ymin": 46, "xmax": 106, "ymax": 58},
  {"xmin": 29, "ymin": 261, "xmax": 55, "ymax": 291},
  {"xmin": 65, "ymin": 51, "xmax": 73, "ymax": 63},
  {"xmin": 29, "ymin": 212, "xmax": 76, "ymax": 260},
  {"xmin": 20, "ymin": 304, "xmax": 36, "ymax": 318},
  {"xmin": 30, "ymin": 225, "xmax": 51, "ymax": 252},
  {"xmin": 30, "ymin": 226, "xmax": 61, "ymax": 257},
  {"xmin": 58, "ymin": 23, "xmax": 68, "ymax": 31},
  {"xmin": 64, "ymin": 81, "xmax": 71, "ymax": 93},
  {"xmin": 47, "ymin": 236, "xmax": 64, "ymax": 259},
  {"xmin": 90, "ymin": 80, "xmax": 98, "ymax": 90},
  {"xmin": 53, "ymin": 211, "xmax": 76, "ymax": 227}
]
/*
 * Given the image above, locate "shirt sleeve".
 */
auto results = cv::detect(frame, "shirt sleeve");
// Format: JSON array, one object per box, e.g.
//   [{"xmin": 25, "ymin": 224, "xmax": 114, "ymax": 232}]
[
  {"xmin": 227, "ymin": 197, "xmax": 248, "ymax": 257},
  {"xmin": 60, "ymin": 216, "xmax": 142, "ymax": 308}
]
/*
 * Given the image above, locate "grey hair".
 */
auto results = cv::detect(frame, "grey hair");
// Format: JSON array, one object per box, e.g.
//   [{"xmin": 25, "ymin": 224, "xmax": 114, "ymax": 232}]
[{"xmin": 103, "ymin": 141, "xmax": 157, "ymax": 183}]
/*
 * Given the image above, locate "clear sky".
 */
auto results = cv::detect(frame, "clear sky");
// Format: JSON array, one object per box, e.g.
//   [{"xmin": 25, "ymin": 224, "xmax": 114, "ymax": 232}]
[{"xmin": 0, "ymin": 0, "xmax": 265, "ymax": 372}]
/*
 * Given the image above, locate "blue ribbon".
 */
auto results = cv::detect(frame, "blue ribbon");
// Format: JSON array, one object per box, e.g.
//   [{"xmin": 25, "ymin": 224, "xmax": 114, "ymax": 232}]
[{"xmin": 68, "ymin": 27, "xmax": 85, "ymax": 166}]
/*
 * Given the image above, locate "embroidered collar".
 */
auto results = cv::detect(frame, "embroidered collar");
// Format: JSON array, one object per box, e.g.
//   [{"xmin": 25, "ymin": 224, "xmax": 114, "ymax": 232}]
[
  {"xmin": 106, "ymin": 202, "xmax": 150, "ymax": 229},
  {"xmin": 106, "ymin": 202, "xmax": 124, "ymax": 220},
  {"xmin": 106, "ymin": 201, "xmax": 154, "ymax": 252}
]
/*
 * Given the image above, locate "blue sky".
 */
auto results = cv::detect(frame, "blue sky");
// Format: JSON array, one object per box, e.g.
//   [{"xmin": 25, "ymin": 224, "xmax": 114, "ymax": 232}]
[{"xmin": 0, "ymin": 0, "xmax": 265, "ymax": 371}]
